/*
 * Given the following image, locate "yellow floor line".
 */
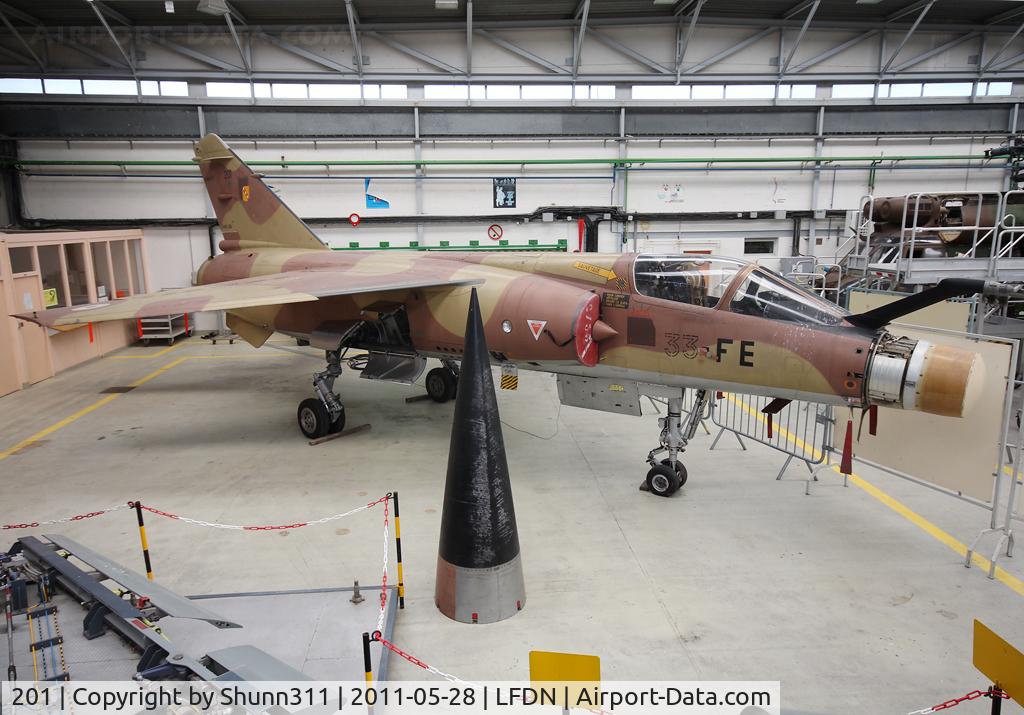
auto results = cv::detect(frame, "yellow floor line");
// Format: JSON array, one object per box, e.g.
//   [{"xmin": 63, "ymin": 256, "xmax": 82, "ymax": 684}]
[
  {"xmin": 0, "ymin": 357, "xmax": 187, "ymax": 462},
  {"xmin": 0, "ymin": 353, "xmax": 288, "ymax": 461},
  {"xmin": 109, "ymin": 341, "xmax": 188, "ymax": 360},
  {"xmin": 727, "ymin": 395, "xmax": 1024, "ymax": 598}
]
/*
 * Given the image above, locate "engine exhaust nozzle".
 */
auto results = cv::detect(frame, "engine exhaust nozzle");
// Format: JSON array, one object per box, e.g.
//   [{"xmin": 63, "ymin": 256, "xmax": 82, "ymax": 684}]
[{"xmin": 867, "ymin": 337, "xmax": 984, "ymax": 418}]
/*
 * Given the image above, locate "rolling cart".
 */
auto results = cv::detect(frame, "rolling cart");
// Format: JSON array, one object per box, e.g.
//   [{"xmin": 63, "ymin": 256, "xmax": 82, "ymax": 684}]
[{"xmin": 137, "ymin": 313, "xmax": 192, "ymax": 346}]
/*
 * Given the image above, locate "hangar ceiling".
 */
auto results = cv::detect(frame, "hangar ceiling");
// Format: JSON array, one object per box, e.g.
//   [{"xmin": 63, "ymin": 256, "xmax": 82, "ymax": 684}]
[
  {"xmin": 4, "ymin": 0, "xmax": 1024, "ymax": 29},
  {"xmin": 0, "ymin": 1, "xmax": 1023, "ymax": 140},
  {"xmin": 2, "ymin": 0, "xmax": 1024, "ymax": 86}
]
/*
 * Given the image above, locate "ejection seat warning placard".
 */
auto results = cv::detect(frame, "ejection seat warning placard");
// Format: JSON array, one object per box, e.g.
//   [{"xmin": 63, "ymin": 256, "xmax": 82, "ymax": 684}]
[{"xmin": 493, "ymin": 178, "xmax": 517, "ymax": 208}]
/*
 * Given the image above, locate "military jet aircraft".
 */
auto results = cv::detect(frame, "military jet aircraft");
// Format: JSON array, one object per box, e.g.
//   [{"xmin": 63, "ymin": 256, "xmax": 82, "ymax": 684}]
[{"xmin": 18, "ymin": 134, "xmax": 988, "ymax": 497}]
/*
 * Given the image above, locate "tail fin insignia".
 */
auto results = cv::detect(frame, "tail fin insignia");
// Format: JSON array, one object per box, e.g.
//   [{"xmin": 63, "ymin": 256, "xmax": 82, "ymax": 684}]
[{"xmin": 195, "ymin": 133, "xmax": 327, "ymax": 252}]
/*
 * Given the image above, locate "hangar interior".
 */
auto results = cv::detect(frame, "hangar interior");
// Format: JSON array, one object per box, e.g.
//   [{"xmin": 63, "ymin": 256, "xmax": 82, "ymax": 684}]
[{"xmin": 1, "ymin": 0, "xmax": 1024, "ymax": 713}]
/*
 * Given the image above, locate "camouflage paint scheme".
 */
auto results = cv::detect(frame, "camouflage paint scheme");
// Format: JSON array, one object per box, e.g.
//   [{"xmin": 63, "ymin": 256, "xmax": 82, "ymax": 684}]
[{"xmin": 19, "ymin": 134, "xmax": 980, "ymax": 416}]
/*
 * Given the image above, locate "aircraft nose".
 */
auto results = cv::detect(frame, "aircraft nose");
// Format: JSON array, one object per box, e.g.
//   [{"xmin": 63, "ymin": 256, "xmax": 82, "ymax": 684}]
[{"xmin": 867, "ymin": 338, "xmax": 984, "ymax": 418}]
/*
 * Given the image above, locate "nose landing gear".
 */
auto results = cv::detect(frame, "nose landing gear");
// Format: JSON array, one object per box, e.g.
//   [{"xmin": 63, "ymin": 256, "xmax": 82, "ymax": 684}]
[
  {"xmin": 297, "ymin": 350, "xmax": 347, "ymax": 439},
  {"xmin": 642, "ymin": 388, "xmax": 709, "ymax": 497}
]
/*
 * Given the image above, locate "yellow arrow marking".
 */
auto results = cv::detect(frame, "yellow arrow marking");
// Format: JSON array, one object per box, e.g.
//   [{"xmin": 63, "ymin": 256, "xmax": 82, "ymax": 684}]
[{"xmin": 573, "ymin": 260, "xmax": 618, "ymax": 282}]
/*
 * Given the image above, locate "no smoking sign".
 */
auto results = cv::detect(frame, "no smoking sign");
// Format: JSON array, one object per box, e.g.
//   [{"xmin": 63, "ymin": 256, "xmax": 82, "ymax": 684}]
[{"xmin": 487, "ymin": 224, "xmax": 503, "ymax": 241}]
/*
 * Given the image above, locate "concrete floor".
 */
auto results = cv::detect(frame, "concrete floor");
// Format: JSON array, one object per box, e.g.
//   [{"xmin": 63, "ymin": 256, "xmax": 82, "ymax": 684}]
[{"xmin": 1, "ymin": 337, "xmax": 1022, "ymax": 714}]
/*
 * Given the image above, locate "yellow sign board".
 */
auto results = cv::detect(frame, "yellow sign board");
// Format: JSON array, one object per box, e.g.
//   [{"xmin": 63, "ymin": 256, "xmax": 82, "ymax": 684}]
[
  {"xmin": 974, "ymin": 619, "xmax": 1024, "ymax": 706},
  {"xmin": 529, "ymin": 651, "xmax": 600, "ymax": 708},
  {"xmin": 573, "ymin": 260, "xmax": 617, "ymax": 282},
  {"xmin": 42, "ymin": 288, "xmax": 58, "ymax": 307}
]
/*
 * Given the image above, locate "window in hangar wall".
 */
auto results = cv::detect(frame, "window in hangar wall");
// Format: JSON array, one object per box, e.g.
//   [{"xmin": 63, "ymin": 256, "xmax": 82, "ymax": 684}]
[
  {"xmin": 9, "ymin": 246, "xmax": 34, "ymax": 273},
  {"xmin": 37, "ymin": 244, "xmax": 66, "ymax": 308},
  {"xmin": 63, "ymin": 243, "xmax": 91, "ymax": 306},
  {"xmin": 744, "ymin": 238, "xmax": 777, "ymax": 255}
]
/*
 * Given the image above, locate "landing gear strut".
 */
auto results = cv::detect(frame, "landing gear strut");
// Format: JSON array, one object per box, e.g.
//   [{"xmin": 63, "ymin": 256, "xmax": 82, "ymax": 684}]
[
  {"xmin": 425, "ymin": 359, "xmax": 460, "ymax": 403},
  {"xmin": 643, "ymin": 388, "xmax": 709, "ymax": 497},
  {"xmin": 297, "ymin": 349, "xmax": 346, "ymax": 438}
]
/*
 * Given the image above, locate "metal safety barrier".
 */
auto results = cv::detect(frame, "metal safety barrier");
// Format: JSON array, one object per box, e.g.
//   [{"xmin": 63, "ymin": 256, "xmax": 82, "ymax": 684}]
[{"xmin": 711, "ymin": 393, "xmax": 832, "ymax": 467}]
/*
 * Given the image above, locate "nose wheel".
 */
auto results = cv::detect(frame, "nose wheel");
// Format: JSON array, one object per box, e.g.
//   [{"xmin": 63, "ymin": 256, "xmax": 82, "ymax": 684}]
[
  {"xmin": 298, "ymin": 349, "xmax": 347, "ymax": 438},
  {"xmin": 641, "ymin": 389, "xmax": 707, "ymax": 498},
  {"xmin": 297, "ymin": 398, "xmax": 345, "ymax": 439}
]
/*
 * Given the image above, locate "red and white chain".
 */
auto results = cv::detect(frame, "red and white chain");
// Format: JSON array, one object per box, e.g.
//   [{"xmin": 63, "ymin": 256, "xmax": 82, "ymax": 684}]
[
  {"xmin": 908, "ymin": 688, "xmax": 1009, "ymax": 714},
  {"xmin": 139, "ymin": 494, "xmax": 390, "ymax": 531},
  {"xmin": 2, "ymin": 503, "xmax": 130, "ymax": 530},
  {"xmin": 377, "ymin": 494, "xmax": 390, "ymax": 633},
  {"xmin": 372, "ymin": 633, "xmax": 473, "ymax": 685}
]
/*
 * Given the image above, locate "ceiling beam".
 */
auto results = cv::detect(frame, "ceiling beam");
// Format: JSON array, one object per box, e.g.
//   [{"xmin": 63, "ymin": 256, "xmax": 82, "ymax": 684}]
[
  {"xmin": 474, "ymin": 28, "xmax": 570, "ymax": 74},
  {"xmin": 572, "ymin": 0, "xmax": 590, "ymax": 78},
  {"xmin": 143, "ymin": 31, "xmax": 243, "ymax": 71},
  {"xmin": 0, "ymin": 42, "xmax": 31, "ymax": 65},
  {"xmin": 466, "ymin": 0, "xmax": 472, "ymax": 77},
  {"xmin": 991, "ymin": 49, "xmax": 1024, "ymax": 72},
  {"xmin": 85, "ymin": 0, "xmax": 134, "ymax": 71},
  {"xmin": 255, "ymin": 31, "xmax": 353, "ymax": 74},
  {"xmin": 983, "ymin": 21, "xmax": 1024, "ymax": 71},
  {"xmin": 886, "ymin": 0, "xmax": 933, "ymax": 23},
  {"xmin": 783, "ymin": 0, "xmax": 816, "ymax": 20},
  {"xmin": 0, "ymin": 1, "xmax": 40, "ymax": 26},
  {"xmin": 344, "ymin": 0, "xmax": 363, "ymax": 79},
  {"xmin": 781, "ymin": 0, "xmax": 819, "ymax": 74},
  {"xmin": 362, "ymin": 30, "xmax": 462, "ymax": 74},
  {"xmin": 676, "ymin": 0, "xmax": 705, "ymax": 83},
  {"xmin": 61, "ymin": 37, "xmax": 127, "ymax": 69},
  {"xmin": 789, "ymin": 29, "xmax": 878, "ymax": 73},
  {"xmin": 91, "ymin": 1, "xmax": 131, "ymax": 27},
  {"xmin": 673, "ymin": 0, "xmax": 701, "ymax": 18},
  {"xmin": 0, "ymin": 8, "xmax": 43, "ymax": 70},
  {"xmin": 589, "ymin": 27, "xmax": 672, "ymax": 74},
  {"xmin": 224, "ymin": 1, "xmax": 247, "ymax": 26},
  {"xmin": 881, "ymin": 0, "xmax": 935, "ymax": 73},
  {"xmin": 891, "ymin": 30, "xmax": 979, "ymax": 73},
  {"xmin": 223, "ymin": 12, "xmax": 249, "ymax": 73},
  {"xmin": 986, "ymin": 7, "xmax": 1024, "ymax": 26},
  {"xmin": 684, "ymin": 26, "xmax": 776, "ymax": 75}
]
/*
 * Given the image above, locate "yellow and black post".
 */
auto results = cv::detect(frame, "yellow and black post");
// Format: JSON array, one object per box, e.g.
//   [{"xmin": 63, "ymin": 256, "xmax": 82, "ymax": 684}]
[
  {"xmin": 393, "ymin": 490, "xmax": 405, "ymax": 609},
  {"xmin": 362, "ymin": 631, "xmax": 373, "ymax": 684},
  {"xmin": 133, "ymin": 500, "xmax": 154, "ymax": 581}
]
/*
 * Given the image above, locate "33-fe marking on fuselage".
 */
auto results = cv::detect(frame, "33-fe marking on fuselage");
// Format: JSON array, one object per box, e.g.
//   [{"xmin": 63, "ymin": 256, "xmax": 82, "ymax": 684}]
[{"xmin": 665, "ymin": 334, "xmax": 755, "ymax": 366}]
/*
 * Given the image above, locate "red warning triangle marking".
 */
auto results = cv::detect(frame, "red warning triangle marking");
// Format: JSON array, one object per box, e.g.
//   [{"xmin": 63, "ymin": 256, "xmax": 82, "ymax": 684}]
[{"xmin": 527, "ymin": 319, "xmax": 547, "ymax": 341}]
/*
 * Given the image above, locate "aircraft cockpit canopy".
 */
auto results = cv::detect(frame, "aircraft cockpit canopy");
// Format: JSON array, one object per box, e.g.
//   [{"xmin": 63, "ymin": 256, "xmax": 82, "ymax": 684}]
[
  {"xmin": 634, "ymin": 256, "xmax": 743, "ymax": 308},
  {"xmin": 634, "ymin": 255, "xmax": 848, "ymax": 326}
]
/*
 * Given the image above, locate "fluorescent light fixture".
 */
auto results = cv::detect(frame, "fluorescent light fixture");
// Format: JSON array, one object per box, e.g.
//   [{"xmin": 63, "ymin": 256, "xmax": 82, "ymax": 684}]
[
  {"xmin": 653, "ymin": 0, "xmax": 679, "ymax": 4},
  {"xmin": 196, "ymin": 0, "xmax": 230, "ymax": 15},
  {"xmin": 165, "ymin": 1, "xmax": 174, "ymax": 12},
  {"xmin": 435, "ymin": 0, "xmax": 459, "ymax": 8},
  {"xmin": 855, "ymin": 0, "xmax": 884, "ymax": 4}
]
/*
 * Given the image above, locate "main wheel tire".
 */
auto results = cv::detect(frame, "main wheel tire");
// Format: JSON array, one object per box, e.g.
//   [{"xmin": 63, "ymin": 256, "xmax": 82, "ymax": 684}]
[
  {"xmin": 660, "ymin": 459, "xmax": 688, "ymax": 487},
  {"xmin": 426, "ymin": 367, "xmax": 457, "ymax": 403},
  {"xmin": 646, "ymin": 464, "xmax": 682, "ymax": 497},
  {"xmin": 328, "ymin": 407, "xmax": 346, "ymax": 434},
  {"xmin": 297, "ymin": 398, "xmax": 331, "ymax": 439}
]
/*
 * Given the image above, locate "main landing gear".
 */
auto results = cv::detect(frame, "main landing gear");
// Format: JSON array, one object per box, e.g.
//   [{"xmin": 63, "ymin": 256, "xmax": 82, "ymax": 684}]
[
  {"xmin": 297, "ymin": 349, "xmax": 347, "ymax": 439},
  {"xmin": 425, "ymin": 359, "xmax": 460, "ymax": 403},
  {"xmin": 643, "ymin": 388, "xmax": 710, "ymax": 497}
]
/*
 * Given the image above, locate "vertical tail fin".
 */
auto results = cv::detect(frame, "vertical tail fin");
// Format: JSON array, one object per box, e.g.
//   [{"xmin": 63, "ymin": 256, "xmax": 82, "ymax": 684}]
[{"xmin": 194, "ymin": 133, "xmax": 327, "ymax": 252}]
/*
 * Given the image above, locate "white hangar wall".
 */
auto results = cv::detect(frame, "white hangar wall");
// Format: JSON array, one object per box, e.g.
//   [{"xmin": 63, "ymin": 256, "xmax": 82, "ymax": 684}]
[{"xmin": 17, "ymin": 134, "xmax": 1006, "ymax": 271}]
